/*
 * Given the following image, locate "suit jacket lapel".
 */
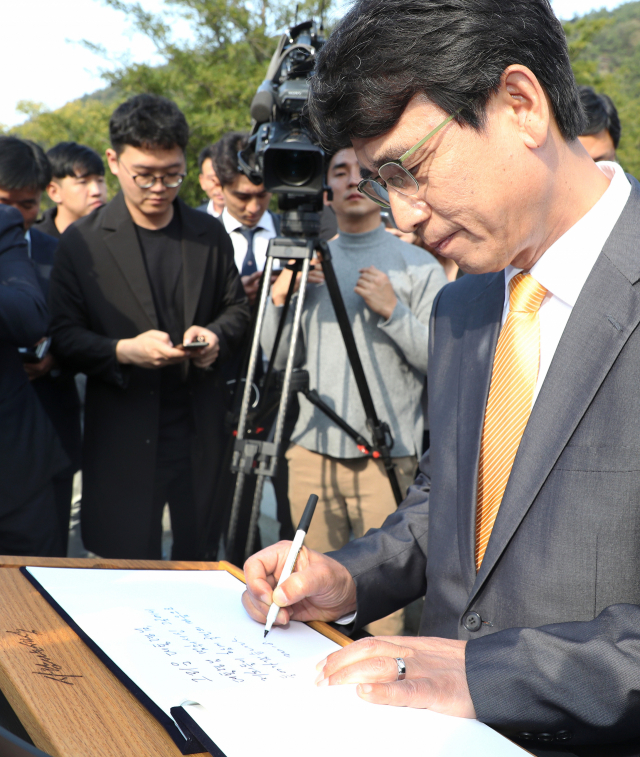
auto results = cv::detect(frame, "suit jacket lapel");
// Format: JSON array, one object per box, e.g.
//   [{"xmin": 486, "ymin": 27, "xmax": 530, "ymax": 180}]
[
  {"xmin": 179, "ymin": 200, "xmax": 210, "ymax": 330},
  {"xmin": 470, "ymin": 181, "xmax": 640, "ymax": 603},
  {"xmin": 102, "ymin": 193, "xmax": 157, "ymax": 330},
  {"xmin": 456, "ymin": 272, "xmax": 504, "ymax": 588}
]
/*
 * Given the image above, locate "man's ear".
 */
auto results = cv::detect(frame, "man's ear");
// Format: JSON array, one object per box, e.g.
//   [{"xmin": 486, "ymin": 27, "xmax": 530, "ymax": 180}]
[
  {"xmin": 105, "ymin": 149, "xmax": 119, "ymax": 176},
  {"xmin": 46, "ymin": 181, "xmax": 62, "ymax": 205},
  {"xmin": 500, "ymin": 65, "xmax": 551, "ymax": 150},
  {"xmin": 323, "ymin": 189, "xmax": 331, "ymax": 207}
]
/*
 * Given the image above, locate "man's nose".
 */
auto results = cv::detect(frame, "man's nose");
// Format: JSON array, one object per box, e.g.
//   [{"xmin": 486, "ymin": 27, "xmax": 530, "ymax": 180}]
[
  {"xmin": 348, "ymin": 168, "xmax": 361, "ymax": 187},
  {"xmin": 389, "ymin": 193, "xmax": 432, "ymax": 234}
]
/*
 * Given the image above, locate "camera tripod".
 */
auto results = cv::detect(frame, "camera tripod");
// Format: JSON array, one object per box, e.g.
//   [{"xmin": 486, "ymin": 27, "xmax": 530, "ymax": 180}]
[{"xmin": 225, "ymin": 235, "xmax": 403, "ymax": 562}]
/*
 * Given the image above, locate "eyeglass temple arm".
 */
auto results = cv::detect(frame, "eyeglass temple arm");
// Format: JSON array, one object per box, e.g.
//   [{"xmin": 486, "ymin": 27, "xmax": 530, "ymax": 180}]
[{"xmin": 399, "ymin": 109, "xmax": 461, "ymax": 163}]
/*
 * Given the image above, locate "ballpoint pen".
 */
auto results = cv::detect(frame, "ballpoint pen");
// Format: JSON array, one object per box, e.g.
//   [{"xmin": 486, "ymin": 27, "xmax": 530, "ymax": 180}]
[{"xmin": 264, "ymin": 493, "xmax": 318, "ymax": 637}]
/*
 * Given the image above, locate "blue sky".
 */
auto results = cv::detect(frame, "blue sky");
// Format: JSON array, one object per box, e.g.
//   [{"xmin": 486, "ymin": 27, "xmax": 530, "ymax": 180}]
[{"xmin": 2, "ymin": 0, "xmax": 628, "ymax": 129}]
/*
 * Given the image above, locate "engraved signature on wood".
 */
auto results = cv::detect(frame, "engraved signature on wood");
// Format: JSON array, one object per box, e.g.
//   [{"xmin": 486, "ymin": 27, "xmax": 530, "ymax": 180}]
[{"xmin": 7, "ymin": 629, "xmax": 82, "ymax": 685}]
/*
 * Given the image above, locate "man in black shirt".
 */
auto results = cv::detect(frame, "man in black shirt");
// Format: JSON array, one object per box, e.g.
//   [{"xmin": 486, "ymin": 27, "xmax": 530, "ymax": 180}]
[{"xmin": 49, "ymin": 95, "xmax": 250, "ymax": 559}]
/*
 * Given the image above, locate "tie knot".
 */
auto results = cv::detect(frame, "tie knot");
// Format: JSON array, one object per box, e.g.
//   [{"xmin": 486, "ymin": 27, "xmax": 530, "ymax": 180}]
[{"xmin": 508, "ymin": 273, "xmax": 547, "ymax": 313}]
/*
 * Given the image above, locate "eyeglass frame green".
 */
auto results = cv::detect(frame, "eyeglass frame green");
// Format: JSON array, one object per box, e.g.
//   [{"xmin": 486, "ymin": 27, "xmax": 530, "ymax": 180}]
[
  {"xmin": 357, "ymin": 109, "xmax": 460, "ymax": 208},
  {"xmin": 118, "ymin": 159, "xmax": 186, "ymax": 189}
]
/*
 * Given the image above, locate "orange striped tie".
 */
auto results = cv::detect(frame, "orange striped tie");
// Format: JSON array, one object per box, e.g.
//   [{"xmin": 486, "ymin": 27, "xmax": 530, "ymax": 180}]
[{"xmin": 475, "ymin": 273, "xmax": 547, "ymax": 571}]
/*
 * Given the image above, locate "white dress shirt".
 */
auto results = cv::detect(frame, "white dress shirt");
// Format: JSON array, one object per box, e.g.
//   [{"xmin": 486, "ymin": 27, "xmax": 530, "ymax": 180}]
[
  {"xmin": 503, "ymin": 161, "xmax": 631, "ymax": 406},
  {"xmin": 205, "ymin": 199, "xmax": 222, "ymax": 218},
  {"xmin": 221, "ymin": 207, "xmax": 276, "ymax": 274}
]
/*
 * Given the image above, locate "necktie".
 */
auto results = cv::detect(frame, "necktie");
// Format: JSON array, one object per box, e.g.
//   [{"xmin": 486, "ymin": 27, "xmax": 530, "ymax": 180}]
[
  {"xmin": 239, "ymin": 226, "xmax": 262, "ymax": 276},
  {"xmin": 475, "ymin": 272, "xmax": 547, "ymax": 571}
]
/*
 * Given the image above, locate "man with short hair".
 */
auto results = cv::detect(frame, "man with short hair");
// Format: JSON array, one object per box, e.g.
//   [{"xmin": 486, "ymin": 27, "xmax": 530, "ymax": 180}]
[
  {"xmin": 261, "ymin": 147, "xmax": 446, "ymax": 634},
  {"xmin": 577, "ymin": 85, "xmax": 621, "ymax": 163},
  {"xmin": 49, "ymin": 94, "xmax": 250, "ymax": 560},
  {"xmin": 0, "ymin": 136, "xmax": 81, "ymax": 551},
  {"xmin": 243, "ymin": 1, "xmax": 640, "ymax": 752},
  {"xmin": 196, "ymin": 144, "xmax": 225, "ymax": 218},
  {"xmin": 36, "ymin": 142, "xmax": 107, "ymax": 238},
  {"xmin": 216, "ymin": 132, "xmax": 277, "ymax": 306}
]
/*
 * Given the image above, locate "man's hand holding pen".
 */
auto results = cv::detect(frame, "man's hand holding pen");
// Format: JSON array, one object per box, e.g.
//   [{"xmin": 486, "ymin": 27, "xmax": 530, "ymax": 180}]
[{"xmin": 242, "ymin": 543, "xmax": 357, "ymax": 627}]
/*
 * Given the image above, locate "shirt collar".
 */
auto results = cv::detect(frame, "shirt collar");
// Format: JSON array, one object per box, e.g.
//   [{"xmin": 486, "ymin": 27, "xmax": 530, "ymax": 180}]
[
  {"xmin": 505, "ymin": 161, "xmax": 631, "ymax": 307},
  {"xmin": 222, "ymin": 207, "xmax": 274, "ymax": 235}
]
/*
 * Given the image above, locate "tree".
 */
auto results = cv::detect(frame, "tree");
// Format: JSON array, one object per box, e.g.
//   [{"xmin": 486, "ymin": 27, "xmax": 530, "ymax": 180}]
[{"xmin": 6, "ymin": 0, "xmax": 335, "ymax": 206}]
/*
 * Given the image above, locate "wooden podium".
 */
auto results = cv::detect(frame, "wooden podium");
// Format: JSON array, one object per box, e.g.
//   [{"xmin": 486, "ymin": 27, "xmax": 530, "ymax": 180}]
[{"xmin": 0, "ymin": 557, "xmax": 350, "ymax": 757}]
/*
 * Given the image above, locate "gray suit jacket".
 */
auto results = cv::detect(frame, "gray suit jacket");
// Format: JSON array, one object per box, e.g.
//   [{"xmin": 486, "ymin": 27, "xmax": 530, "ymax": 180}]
[{"xmin": 332, "ymin": 177, "xmax": 640, "ymax": 756}]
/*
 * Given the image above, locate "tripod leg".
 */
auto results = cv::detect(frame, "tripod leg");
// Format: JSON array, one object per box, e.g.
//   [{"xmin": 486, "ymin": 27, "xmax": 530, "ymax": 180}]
[
  {"xmin": 242, "ymin": 255, "xmax": 313, "ymax": 559},
  {"xmin": 317, "ymin": 240, "xmax": 403, "ymax": 506},
  {"xmin": 245, "ymin": 473, "xmax": 267, "ymax": 559},
  {"xmin": 226, "ymin": 256, "xmax": 276, "ymax": 557}
]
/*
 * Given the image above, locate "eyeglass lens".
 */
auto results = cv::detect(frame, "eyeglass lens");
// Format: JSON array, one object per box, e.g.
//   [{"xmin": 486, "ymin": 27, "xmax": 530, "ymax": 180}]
[
  {"xmin": 359, "ymin": 179, "xmax": 391, "ymax": 208},
  {"xmin": 134, "ymin": 174, "xmax": 184, "ymax": 189}
]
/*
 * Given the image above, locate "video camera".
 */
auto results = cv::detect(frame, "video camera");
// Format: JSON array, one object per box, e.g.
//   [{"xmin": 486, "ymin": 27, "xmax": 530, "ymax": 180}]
[{"xmin": 237, "ymin": 20, "xmax": 327, "ymax": 237}]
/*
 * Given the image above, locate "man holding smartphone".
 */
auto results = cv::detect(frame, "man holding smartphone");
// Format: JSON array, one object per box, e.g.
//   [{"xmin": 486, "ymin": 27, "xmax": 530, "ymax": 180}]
[{"xmin": 49, "ymin": 94, "xmax": 250, "ymax": 560}]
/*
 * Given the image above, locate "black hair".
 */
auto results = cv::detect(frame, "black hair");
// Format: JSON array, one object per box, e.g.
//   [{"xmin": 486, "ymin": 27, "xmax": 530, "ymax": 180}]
[
  {"xmin": 308, "ymin": 0, "xmax": 586, "ymax": 152},
  {"xmin": 47, "ymin": 141, "xmax": 105, "ymax": 180},
  {"xmin": 214, "ymin": 132, "xmax": 249, "ymax": 187},
  {"xmin": 109, "ymin": 94, "xmax": 189, "ymax": 154},
  {"xmin": 198, "ymin": 143, "xmax": 219, "ymax": 172},
  {"xmin": 578, "ymin": 86, "xmax": 621, "ymax": 149},
  {"xmin": 0, "ymin": 136, "xmax": 51, "ymax": 192}
]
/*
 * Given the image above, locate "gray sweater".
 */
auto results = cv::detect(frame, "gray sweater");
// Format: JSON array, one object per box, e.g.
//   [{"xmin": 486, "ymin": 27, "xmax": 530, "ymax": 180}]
[{"xmin": 261, "ymin": 224, "xmax": 448, "ymax": 458}]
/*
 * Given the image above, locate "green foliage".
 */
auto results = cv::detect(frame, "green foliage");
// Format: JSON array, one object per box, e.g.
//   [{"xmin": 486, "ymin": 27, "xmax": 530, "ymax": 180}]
[
  {"xmin": 5, "ymin": 0, "xmax": 335, "ymax": 206},
  {"xmin": 564, "ymin": 1, "xmax": 640, "ymax": 178}
]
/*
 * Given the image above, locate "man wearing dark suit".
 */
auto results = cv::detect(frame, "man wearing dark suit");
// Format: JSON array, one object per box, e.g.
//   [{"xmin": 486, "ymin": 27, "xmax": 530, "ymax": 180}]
[
  {"xmin": 242, "ymin": 1, "xmax": 640, "ymax": 754},
  {"xmin": 0, "ymin": 205, "xmax": 65, "ymax": 555},
  {"xmin": 49, "ymin": 94, "xmax": 250, "ymax": 560},
  {"xmin": 0, "ymin": 136, "xmax": 81, "ymax": 552}
]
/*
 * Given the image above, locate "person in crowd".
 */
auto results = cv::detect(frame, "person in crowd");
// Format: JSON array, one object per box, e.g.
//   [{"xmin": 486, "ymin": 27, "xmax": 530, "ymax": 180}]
[
  {"xmin": 36, "ymin": 142, "xmax": 107, "ymax": 238},
  {"xmin": 0, "ymin": 205, "xmax": 66, "ymax": 555},
  {"xmin": 0, "ymin": 136, "xmax": 81, "ymax": 551},
  {"xmin": 215, "ymin": 132, "xmax": 278, "ymax": 306},
  {"xmin": 260, "ymin": 147, "xmax": 447, "ymax": 634},
  {"xmin": 49, "ymin": 94, "xmax": 250, "ymax": 560},
  {"xmin": 197, "ymin": 144, "xmax": 225, "ymax": 218},
  {"xmin": 243, "ymin": 1, "xmax": 640, "ymax": 753},
  {"xmin": 577, "ymin": 85, "xmax": 621, "ymax": 163}
]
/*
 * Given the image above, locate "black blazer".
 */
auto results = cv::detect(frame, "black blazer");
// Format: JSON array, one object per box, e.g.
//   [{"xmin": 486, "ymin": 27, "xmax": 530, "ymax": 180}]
[
  {"xmin": 332, "ymin": 177, "xmax": 640, "ymax": 756},
  {"xmin": 0, "ymin": 207, "xmax": 67, "ymax": 512},
  {"xmin": 49, "ymin": 193, "xmax": 250, "ymax": 557}
]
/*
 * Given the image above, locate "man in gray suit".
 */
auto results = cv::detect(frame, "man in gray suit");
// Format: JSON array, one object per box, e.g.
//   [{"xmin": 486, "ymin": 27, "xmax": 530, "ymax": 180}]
[{"xmin": 242, "ymin": 1, "xmax": 640, "ymax": 754}]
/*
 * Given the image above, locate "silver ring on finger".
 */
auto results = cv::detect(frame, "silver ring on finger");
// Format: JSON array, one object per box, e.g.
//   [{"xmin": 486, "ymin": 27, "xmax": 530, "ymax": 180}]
[{"xmin": 395, "ymin": 657, "xmax": 406, "ymax": 681}]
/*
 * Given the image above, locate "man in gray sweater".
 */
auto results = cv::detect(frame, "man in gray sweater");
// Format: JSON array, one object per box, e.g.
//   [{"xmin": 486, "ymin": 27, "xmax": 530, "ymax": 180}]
[{"xmin": 261, "ymin": 148, "xmax": 447, "ymax": 632}]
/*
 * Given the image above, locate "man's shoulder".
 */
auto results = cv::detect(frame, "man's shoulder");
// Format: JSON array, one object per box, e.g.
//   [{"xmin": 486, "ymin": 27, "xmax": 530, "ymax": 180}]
[
  {"xmin": 178, "ymin": 197, "xmax": 227, "ymax": 237},
  {"xmin": 30, "ymin": 227, "xmax": 59, "ymax": 267}
]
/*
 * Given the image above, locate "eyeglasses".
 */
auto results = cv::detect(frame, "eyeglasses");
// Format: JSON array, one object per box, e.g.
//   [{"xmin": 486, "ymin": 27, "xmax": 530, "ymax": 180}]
[
  {"xmin": 357, "ymin": 110, "xmax": 460, "ymax": 209},
  {"xmin": 119, "ymin": 160, "xmax": 186, "ymax": 189}
]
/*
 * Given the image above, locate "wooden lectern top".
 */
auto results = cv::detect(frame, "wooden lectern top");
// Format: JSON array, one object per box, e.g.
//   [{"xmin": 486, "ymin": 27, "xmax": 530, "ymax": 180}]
[{"xmin": 0, "ymin": 557, "xmax": 350, "ymax": 757}]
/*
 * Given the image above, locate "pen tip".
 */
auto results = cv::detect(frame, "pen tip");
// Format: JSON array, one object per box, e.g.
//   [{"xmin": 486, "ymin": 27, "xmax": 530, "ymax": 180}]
[{"xmin": 264, "ymin": 630, "xmax": 268, "ymax": 638}]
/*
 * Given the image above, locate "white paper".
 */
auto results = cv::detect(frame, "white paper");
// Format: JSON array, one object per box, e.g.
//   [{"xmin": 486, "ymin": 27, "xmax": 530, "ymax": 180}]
[
  {"xmin": 26, "ymin": 568, "xmax": 340, "ymax": 721},
  {"xmin": 26, "ymin": 567, "xmax": 525, "ymax": 757},
  {"xmin": 184, "ymin": 681, "xmax": 527, "ymax": 757}
]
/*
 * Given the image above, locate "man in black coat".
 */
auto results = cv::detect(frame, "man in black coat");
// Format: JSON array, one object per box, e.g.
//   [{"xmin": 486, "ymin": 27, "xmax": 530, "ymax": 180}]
[
  {"xmin": 0, "ymin": 205, "xmax": 65, "ymax": 555},
  {"xmin": 0, "ymin": 136, "xmax": 81, "ymax": 552},
  {"xmin": 49, "ymin": 94, "xmax": 251, "ymax": 560}
]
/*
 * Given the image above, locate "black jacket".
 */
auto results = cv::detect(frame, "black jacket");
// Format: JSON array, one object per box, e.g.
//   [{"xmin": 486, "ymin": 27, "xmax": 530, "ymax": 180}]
[
  {"xmin": 49, "ymin": 193, "xmax": 251, "ymax": 557},
  {"xmin": 29, "ymin": 227, "xmax": 81, "ymax": 473},
  {"xmin": 0, "ymin": 207, "xmax": 67, "ymax": 513}
]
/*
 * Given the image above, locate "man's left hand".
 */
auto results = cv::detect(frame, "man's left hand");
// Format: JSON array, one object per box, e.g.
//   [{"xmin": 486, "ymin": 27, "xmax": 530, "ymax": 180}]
[
  {"xmin": 24, "ymin": 353, "xmax": 55, "ymax": 381},
  {"xmin": 182, "ymin": 326, "xmax": 220, "ymax": 369},
  {"xmin": 314, "ymin": 636, "xmax": 476, "ymax": 718},
  {"xmin": 355, "ymin": 266, "xmax": 398, "ymax": 320}
]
